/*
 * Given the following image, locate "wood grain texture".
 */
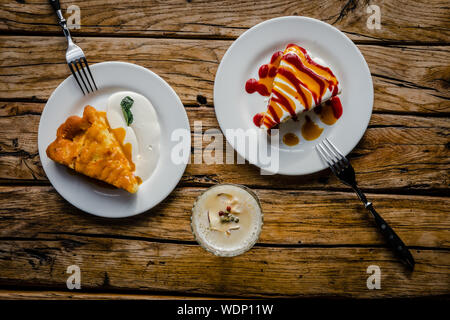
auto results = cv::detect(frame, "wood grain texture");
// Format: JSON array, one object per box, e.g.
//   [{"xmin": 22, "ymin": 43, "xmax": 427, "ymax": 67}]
[
  {"xmin": 0, "ymin": 37, "xmax": 449, "ymax": 114},
  {"xmin": 0, "ymin": 1, "xmax": 449, "ymax": 300},
  {"xmin": 0, "ymin": 186, "xmax": 449, "ymax": 247},
  {"xmin": 0, "ymin": 290, "xmax": 224, "ymax": 300},
  {"xmin": 0, "ymin": 236, "xmax": 448, "ymax": 298},
  {"xmin": 0, "ymin": 0, "xmax": 449, "ymax": 42},
  {"xmin": 0, "ymin": 103, "xmax": 448, "ymax": 191}
]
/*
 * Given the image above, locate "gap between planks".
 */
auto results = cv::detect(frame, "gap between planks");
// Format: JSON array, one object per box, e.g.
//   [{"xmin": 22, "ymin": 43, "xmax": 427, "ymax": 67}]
[
  {"xmin": 0, "ymin": 181, "xmax": 449, "ymax": 198},
  {"xmin": 0, "ymin": 233, "xmax": 448, "ymax": 251},
  {"xmin": 0, "ymin": 98, "xmax": 449, "ymax": 118},
  {"xmin": 0, "ymin": 30, "xmax": 449, "ymax": 46}
]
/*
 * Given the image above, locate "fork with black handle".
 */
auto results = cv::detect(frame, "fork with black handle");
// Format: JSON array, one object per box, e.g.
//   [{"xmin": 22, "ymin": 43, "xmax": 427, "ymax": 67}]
[
  {"xmin": 316, "ymin": 138, "xmax": 415, "ymax": 270},
  {"xmin": 49, "ymin": 0, "xmax": 97, "ymax": 95}
]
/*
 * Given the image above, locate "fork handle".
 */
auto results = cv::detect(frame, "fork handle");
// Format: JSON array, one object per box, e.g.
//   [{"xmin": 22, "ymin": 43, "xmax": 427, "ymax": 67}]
[
  {"xmin": 48, "ymin": 0, "xmax": 72, "ymax": 40},
  {"xmin": 49, "ymin": 0, "xmax": 61, "ymax": 12},
  {"xmin": 353, "ymin": 186, "xmax": 415, "ymax": 271}
]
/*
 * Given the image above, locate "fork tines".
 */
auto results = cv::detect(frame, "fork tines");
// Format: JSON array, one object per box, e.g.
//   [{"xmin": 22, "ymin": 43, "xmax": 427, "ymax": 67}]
[
  {"xmin": 316, "ymin": 138, "xmax": 349, "ymax": 174},
  {"xmin": 68, "ymin": 57, "xmax": 97, "ymax": 95}
]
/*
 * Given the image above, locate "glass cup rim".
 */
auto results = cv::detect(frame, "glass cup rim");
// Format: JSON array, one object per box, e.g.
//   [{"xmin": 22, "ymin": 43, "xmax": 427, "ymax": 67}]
[{"xmin": 190, "ymin": 183, "xmax": 264, "ymax": 257}]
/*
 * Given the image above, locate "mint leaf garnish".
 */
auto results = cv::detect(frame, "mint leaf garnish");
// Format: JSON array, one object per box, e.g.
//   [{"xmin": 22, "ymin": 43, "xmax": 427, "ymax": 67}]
[{"xmin": 120, "ymin": 96, "xmax": 134, "ymax": 126}]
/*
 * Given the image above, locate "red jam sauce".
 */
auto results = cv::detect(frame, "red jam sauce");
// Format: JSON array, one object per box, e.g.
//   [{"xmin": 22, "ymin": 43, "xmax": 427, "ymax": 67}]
[
  {"xmin": 245, "ymin": 51, "xmax": 283, "ymax": 96},
  {"xmin": 246, "ymin": 44, "xmax": 343, "ymax": 142}
]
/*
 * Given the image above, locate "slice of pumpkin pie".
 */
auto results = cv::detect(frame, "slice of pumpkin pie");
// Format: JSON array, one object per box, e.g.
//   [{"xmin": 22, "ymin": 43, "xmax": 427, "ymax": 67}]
[{"xmin": 46, "ymin": 105, "xmax": 140, "ymax": 193}]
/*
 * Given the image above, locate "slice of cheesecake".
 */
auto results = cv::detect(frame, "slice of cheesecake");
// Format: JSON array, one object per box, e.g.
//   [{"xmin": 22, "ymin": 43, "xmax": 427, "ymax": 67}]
[
  {"xmin": 254, "ymin": 44, "xmax": 341, "ymax": 130},
  {"xmin": 46, "ymin": 105, "xmax": 140, "ymax": 193}
]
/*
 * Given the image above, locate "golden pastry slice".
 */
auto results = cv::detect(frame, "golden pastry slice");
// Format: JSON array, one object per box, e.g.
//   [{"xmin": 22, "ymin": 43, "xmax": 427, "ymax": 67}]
[{"xmin": 46, "ymin": 105, "xmax": 140, "ymax": 193}]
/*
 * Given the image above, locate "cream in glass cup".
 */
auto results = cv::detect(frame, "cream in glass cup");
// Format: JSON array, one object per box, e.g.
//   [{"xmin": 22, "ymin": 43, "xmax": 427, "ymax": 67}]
[{"xmin": 191, "ymin": 184, "xmax": 263, "ymax": 257}]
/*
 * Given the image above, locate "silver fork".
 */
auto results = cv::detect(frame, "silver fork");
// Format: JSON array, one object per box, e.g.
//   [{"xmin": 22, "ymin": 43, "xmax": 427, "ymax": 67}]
[
  {"xmin": 49, "ymin": 0, "xmax": 97, "ymax": 95},
  {"xmin": 317, "ymin": 138, "xmax": 415, "ymax": 270}
]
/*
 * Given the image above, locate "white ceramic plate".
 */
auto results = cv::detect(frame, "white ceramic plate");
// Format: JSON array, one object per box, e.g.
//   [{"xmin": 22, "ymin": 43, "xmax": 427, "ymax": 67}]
[
  {"xmin": 38, "ymin": 62, "xmax": 190, "ymax": 218},
  {"xmin": 214, "ymin": 16, "xmax": 373, "ymax": 175}
]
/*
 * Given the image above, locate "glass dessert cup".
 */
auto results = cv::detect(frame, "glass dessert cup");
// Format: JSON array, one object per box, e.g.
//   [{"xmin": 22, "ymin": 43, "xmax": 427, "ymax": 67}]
[{"xmin": 191, "ymin": 184, "xmax": 264, "ymax": 257}]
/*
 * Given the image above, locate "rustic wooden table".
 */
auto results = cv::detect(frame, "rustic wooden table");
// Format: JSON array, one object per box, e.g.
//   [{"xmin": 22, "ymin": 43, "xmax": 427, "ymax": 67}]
[{"xmin": 0, "ymin": 0, "xmax": 449, "ymax": 300}]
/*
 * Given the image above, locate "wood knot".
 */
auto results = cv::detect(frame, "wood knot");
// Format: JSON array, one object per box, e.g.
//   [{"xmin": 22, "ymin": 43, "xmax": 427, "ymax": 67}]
[{"xmin": 196, "ymin": 95, "xmax": 207, "ymax": 105}]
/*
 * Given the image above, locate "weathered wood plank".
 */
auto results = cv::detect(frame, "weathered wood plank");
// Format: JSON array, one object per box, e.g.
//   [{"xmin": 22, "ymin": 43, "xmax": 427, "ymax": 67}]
[
  {"xmin": 0, "ymin": 186, "xmax": 448, "ymax": 248},
  {"xmin": 0, "ymin": 290, "xmax": 220, "ymax": 300},
  {"xmin": 0, "ymin": 236, "xmax": 448, "ymax": 298},
  {"xmin": 0, "ymin": 0, "xmax": 449, "ymax": 42},
  {"xmin": 0, "ymin": 37, "xmax": 449, "ymax": 114},
  {"xmin": 185, "ymin": 111, "xmax": 449, "ymax": 191},
  {"xmin": 0, "ymin": 103, "xmax": 448, "ymax": 191}
]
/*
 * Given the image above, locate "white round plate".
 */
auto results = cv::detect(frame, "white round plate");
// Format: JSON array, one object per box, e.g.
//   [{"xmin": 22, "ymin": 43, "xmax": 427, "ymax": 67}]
[
  {"xmin": 214, "ymin": 16, "xmax": 373, "ymax": 175},
  {"xmin": 38, "ymin": 62, "xmax": 190, "ymax": 218}
]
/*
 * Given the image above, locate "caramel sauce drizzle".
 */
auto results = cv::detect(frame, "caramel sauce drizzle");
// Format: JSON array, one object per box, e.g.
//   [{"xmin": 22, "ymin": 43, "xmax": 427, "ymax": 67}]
[
  {"xmin": 282, "ymin": 132, "xmax": 300, "ymax": 146},
  {"xmin": 246, "ymin": 44, "xmax": 345, "ymax": 146},
  {"xmin": 247, "ymin": 44, "xmax": 340, "ymax": 130},
  {"xmin": 314, "ymin": 97, "xmax": 343, "ymax": 126},
  {"xmin": 111, "ymin": 127, "xmax": 135, "ymax": 171},
  {"xmin": 316, "ymin": 103, "xmax": 337, "ymax": 125},
  {"xmin": 107, "ymin": 118, "xmax": 142, "ymax": 185},
  {"xmin": 301, "ymin": 116, "xmax": 324, "ymax": 141}
]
